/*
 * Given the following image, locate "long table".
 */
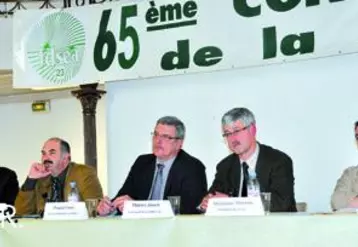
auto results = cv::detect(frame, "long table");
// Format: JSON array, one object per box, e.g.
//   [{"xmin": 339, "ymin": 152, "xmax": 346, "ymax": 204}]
[{"xmin": 1, "ymin": 214, "xmax": 357, "ymax": 247}]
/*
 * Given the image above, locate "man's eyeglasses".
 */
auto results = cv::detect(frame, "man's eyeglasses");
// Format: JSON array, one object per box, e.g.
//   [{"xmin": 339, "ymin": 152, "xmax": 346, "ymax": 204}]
[
  {"xmin": 151, "ymin": 132, "xmax": 181, "ymax": 141},
  {"xmin": 222, "ymin": 125, "xmax": 250, "ymax": 138}
]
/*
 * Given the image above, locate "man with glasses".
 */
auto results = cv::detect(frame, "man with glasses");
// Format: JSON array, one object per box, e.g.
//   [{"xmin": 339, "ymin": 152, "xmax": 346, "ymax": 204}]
[
  {"xmin": 331, "ymin": 121, "xmax": 358, "ymax": 211},
  {"xmin": 199, "ymin": 107, "xmax": 296, "ymax": 212},
  {"xmin": 97, "ymin": 116, "xmax": 207, "ymax": 215}
]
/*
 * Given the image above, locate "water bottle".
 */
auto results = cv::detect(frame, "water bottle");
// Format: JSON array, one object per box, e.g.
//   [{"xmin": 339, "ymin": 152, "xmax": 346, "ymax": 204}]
[
  {"xmin": 67, "ymin": 181, "xmax": 80, "ymax": 202},
  {"xmin": 247, "ymin": 172, "xmax": 260, "ymax": 197}
]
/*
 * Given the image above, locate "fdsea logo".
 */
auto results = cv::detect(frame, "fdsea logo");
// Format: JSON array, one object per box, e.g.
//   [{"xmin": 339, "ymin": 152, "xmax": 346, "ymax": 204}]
[{"xmin": 26, "ymin": 11, "xmax": 86, "ymax": 84}]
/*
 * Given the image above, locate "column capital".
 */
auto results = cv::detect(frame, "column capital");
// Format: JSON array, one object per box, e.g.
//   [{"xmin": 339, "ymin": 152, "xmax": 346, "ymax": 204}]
[
  {"xmin": 71, "ymin": 83, "xmax": 106, "ymax": 170},
  {"xmin": 71, "ymin": 83, "xmax": 106, "ymax": 116}
]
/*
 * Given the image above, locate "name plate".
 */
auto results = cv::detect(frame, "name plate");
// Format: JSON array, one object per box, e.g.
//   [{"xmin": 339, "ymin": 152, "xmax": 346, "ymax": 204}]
[
  {"xmin": 122, "ymin": 200, "xmax": 174, "ymax": 219},
  {"xmin": 43, "ymin": 202, "xmax": 89, "ymax": 220},
  {"xmin": 205, "ymin": 197, "xmax": 264, "ymax": 216}
]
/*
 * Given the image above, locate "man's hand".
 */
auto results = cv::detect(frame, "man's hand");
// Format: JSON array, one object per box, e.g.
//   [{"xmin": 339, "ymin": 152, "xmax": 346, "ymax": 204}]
[
  {"xmin": 112, "ymin": 195, "xmax": 133, "ymax": 212},
  {"xmin": 199, "ymin": 191, "xmax": 229, "ymax": 211},
  {"xmin": 28, "ymin": 162, "xmax": 51, "ymax": 179},
  {"xmin": 97, "ymin": 196, "xmax": 115, "ymax": 216}
]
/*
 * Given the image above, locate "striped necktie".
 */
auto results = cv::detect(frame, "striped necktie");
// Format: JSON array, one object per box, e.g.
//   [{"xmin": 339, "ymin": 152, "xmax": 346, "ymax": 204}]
[
  {"xmin": 50, "ymin": 177, "xmax": 61, "ymax": 202},
  {"xmin": 150, "ymin": 164, "xmax": 165, "ymax": 200}
]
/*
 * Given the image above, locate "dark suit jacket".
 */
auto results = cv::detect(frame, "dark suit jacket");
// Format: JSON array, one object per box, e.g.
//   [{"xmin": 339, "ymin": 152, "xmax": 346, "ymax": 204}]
[
  {"xmin": 0, "ymin": 167, "xmax": 19, "ymax": 205},
  {"xmin": 114, "ymin": 149, "xmax": 208, "ymax": 214},
  {"xmin": 209, "ymin": 144, "xmax": 296, "ymax": 212}
]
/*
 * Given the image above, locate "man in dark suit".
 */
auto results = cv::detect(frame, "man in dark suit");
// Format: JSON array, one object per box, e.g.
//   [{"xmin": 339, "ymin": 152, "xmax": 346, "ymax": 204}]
[
  {"xmin": 97, "ymin": 116, "xmax": 207, "ymax": 215},
  {"xmin": 200, "ymin": 107, "xmax": 296, "ymax": 212},
  {"xmin": 0, "ymin": 167, "xmax": 19, "ymax": 205}
]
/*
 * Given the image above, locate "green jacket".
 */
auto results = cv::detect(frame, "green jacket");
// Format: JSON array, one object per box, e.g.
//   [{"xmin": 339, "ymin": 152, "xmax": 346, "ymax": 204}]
[{"xmin": 15, "ymin": 163, "xmax": 103, "ymax": 215}]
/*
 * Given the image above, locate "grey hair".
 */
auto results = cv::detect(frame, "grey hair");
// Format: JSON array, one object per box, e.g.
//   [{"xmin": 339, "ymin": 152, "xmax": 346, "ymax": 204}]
[
  {"xmin": 156, "ymin": 116, "xmax": 185, "ymax": 139},
  {"xmin": 221, "ymin": 107, "xmax": 256, "ymax": 127},
  {"xmin": 46, "ymin": 137, "xmax": 71, "ymax": 155}
]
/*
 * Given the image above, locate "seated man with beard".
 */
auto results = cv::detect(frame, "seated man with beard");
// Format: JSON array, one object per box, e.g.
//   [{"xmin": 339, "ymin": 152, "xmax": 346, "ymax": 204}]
[{"xmin": 15, "ymin": 137, "xmax": 103, "ymax": 215}]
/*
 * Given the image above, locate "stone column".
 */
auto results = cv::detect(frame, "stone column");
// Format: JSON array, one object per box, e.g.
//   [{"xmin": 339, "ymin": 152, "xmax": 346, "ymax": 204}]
[{"xmin": 71, "ymin": 83, "xmax": 106, "ymax": 170}]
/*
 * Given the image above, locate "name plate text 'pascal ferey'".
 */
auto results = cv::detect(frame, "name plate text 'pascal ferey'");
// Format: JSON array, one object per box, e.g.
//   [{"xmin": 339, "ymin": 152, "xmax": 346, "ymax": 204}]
[{"xmin": 43, "ymin": 202, "xmax": 88, "ymax": 220}]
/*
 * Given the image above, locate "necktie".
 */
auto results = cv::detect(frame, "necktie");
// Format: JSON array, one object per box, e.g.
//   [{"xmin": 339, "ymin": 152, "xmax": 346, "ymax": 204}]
[
  {"xmin": 241, "ymin": 162, "xmax": 249, "ymax": 197},
  {"xmin": 150, "ymin": 164, "xmax": 164, "ymax": 200},
  {"xmin": 50, "ymin": 177, "xmax": 61, "ymax": 202}
]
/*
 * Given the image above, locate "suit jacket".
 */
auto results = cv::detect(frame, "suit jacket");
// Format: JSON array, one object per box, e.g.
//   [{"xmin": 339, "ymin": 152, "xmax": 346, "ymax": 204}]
[
  {"xmin": 15, "ymin": 163, "xmax": 103, "ymax": 215},
  {"xmin": 209, "ymin": 144, "xmax": 297, "ymax": 212},
  {"xmin": 115, "ymin": 149, "xmax": 208, "ymax": 214},
  {"xmin": 0, "ymin": 167, "xmax": 19, "ymax": 205},
  {"xmin": 331, "ymin": 166, "xmax": 358, "ymax": 211}
]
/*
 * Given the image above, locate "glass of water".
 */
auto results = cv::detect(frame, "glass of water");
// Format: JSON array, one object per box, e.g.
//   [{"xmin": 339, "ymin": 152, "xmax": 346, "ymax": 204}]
[
  {"xmin": 260, "ymin": 192, "xmax": 271, "ymax": 215},
  {"xmin": 167, "ymin": 196, "xmax": 181, "ymax": 215}
]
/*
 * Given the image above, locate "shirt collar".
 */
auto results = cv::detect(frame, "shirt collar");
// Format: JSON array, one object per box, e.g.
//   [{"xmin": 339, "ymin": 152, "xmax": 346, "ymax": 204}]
[
  {"xmin": 242, "ymin": 143, "xmax": 260, "ymax": 171},
  {"xmin": 51, "ymin": 163, "xmax": 70, "ymax": 184},
  {"xmin": 156, "ymin": 155, "xmax": 177, "ymax": 167}
]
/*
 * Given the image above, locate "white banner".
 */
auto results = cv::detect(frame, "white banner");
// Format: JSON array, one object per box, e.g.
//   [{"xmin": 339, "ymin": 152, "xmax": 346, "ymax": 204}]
[{"xmin": 13, "ymin": 0, "xmax": 357, "ymax": 88}]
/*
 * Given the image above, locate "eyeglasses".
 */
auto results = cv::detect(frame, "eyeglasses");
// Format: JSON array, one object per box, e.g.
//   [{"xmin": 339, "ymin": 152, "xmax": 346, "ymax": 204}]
[
  {"xmin": 355, "ymin": 134, "xmax": 358, "ymax": 140},
  {"xmin": 222, "ymin": 125, "xmax": 250, "ymax": 138},
  {"xmin": 151, "ymin": 132, "xmax": 181, "ymax": 141}
]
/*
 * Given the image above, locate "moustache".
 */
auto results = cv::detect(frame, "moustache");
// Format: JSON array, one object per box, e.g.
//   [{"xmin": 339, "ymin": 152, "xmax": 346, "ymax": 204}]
[
  {"xmin": 231, "ymin": 141, "xmax": 241, "ymax": 147},
  {"xmin": 43, "ymin": 160, "xmax": 53, "ymax": 165}
]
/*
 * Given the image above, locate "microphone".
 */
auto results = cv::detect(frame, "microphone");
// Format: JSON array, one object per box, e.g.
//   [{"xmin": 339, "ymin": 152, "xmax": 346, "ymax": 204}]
[
  {"xmin": 228, "ymin": 188, "xmax": 239, "ymax": 197},
  {"xmin": 38, "ymin": 193, "xmax": 49, "ymax": 218},
  {"xmin": 42, "ymin": 192, "xmax": 49, "ymax": 202}
]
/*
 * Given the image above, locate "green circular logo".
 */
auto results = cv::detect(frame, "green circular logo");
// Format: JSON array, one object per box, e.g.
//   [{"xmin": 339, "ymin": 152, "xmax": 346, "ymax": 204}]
[{"xmin": 27, "ymin": 12, "xmax": 86, "ymax": 84}]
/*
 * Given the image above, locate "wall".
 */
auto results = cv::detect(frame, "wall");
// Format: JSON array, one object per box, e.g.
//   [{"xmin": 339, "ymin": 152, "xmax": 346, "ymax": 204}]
[
  {"xmin": 0, "ymin": 91, "xmax": 108, "ymax": 194},
  {"xmin": 0, "ymin": 18, "xmax": 12, "ymax": 70},
  {"xmin": 106, "ymin": 53, "xmax": 358, "ymax": 213}
]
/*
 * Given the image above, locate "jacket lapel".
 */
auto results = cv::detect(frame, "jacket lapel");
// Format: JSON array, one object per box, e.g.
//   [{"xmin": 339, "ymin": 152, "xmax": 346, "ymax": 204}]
[
  {"xmin": 63, "ymin": 163, "xmax": 74, "ymax": 200},
  {"xmin": 36, "ymin": 176, "xmax": 51, "ymax": 213},
  {"xmin": 38, "ymin": 176, "xmax": 51, "ymax": 199},
  {"xmin": 163, "ymin": 150, "xmax": 182, "ymax": 198},
  {"xmin": 229, "ymin": 154, "xmax": 241, "ymax": 196},
  {"xmin": 255, "ymin": 144, "xmax": 266, "ymax": 190},
  {"xmin": 144, "ymin": 156, "xmax": 157, "ymax": 198}
]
